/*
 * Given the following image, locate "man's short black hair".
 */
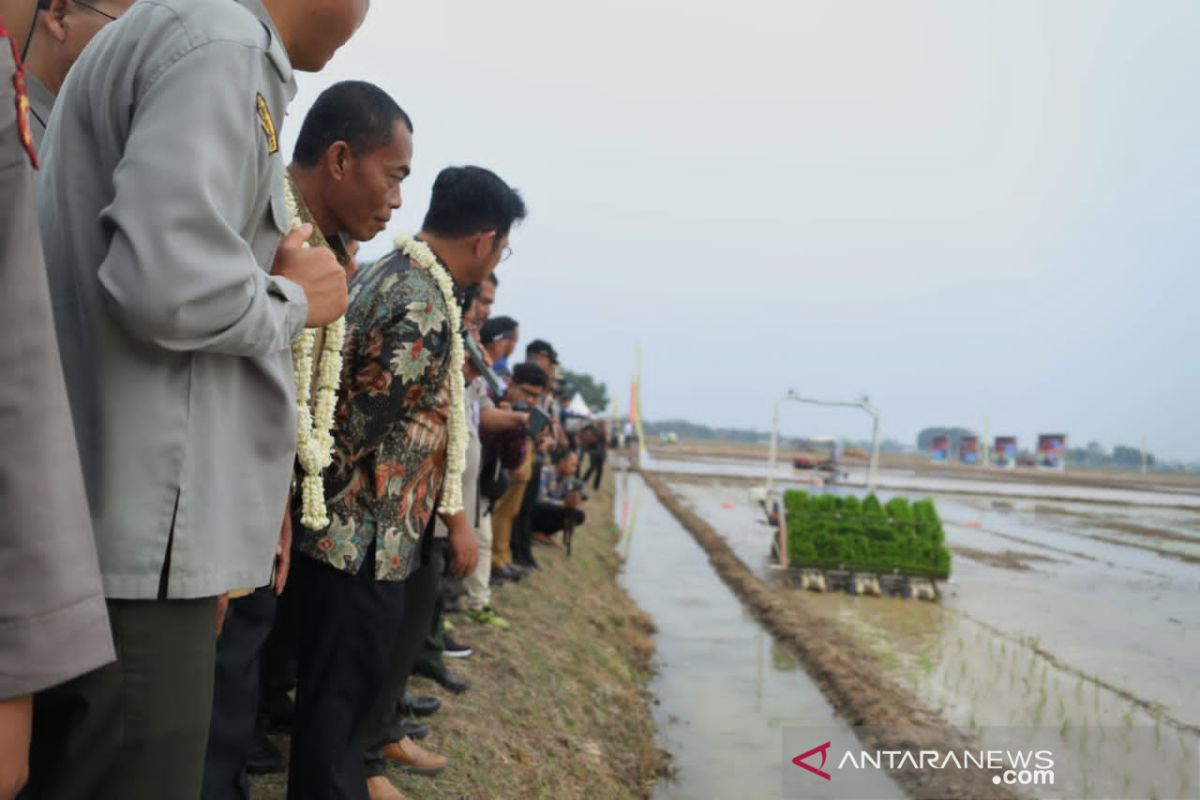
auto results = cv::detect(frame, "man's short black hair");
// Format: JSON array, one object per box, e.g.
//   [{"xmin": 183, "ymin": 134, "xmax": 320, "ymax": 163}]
[
  {"xmin": 481, "ymin": 315, "xmax": 518, "ymax": 345},
  {"xmin": 525, "ymin": 338, "xmax": 558, "ymax": 364},
  {"xmin": 421, "ymin": 166, "xmax": 527, "ymax": 239},
  {"xmin": 510, "ymin": 362, "xmax": 548, "ymax": 389},
  {"xmin": 293, "ymin": 81, "xmax": 413, "ymax": 166},
  {"xmin": 551, "ymin": 447, "xmax": 574, "ymax": 465}
]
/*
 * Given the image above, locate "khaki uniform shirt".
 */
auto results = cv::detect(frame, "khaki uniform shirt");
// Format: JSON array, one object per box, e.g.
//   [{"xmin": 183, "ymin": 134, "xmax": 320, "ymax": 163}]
[{"xmin": 36, "ymin": 0, "xmax": 307, "ymax": 599}]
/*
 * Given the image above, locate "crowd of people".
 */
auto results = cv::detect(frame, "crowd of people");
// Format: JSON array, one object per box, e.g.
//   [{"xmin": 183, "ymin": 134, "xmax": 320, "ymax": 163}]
[{"xmin": 0, "ymin": 1, "xmax": 607, "ymax": 799}]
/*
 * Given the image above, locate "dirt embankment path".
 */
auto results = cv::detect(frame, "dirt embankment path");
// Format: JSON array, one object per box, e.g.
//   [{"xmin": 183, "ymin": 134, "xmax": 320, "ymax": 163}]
[
  {"xmin": 638, "ymin": 469, "xmax": 1021, "ymax": 800},
  {"xmin": 253, "ymin": 480, "xmax": 662, "ymax": 800}
]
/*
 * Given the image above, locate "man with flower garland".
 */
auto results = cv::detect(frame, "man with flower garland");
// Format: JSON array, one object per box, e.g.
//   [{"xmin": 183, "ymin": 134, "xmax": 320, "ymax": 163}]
[
  {"xmin": 289, "ymin": 165, "xmax": 525, "ymax": 800},
  {"xmin": 201, "ymin": 79, "xmax": 414, "ymax": 800},
  {"xmin": 28, "ymin": 0, "xmax": 368, "ymax": 796}
]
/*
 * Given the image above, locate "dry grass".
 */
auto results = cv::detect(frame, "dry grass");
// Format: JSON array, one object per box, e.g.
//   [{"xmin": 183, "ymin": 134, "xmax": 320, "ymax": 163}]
[{"xmin": 252, "ymin": 478, "xmax": 662, "ymax": 800}]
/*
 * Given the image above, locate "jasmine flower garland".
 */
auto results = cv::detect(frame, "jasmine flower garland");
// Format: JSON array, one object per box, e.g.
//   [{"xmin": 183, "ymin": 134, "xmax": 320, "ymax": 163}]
[
  {"xmin": 394, "ymin": 234, "xmax": 467, "ymax": 516},
  {"xmin": 283, "ymin": 177, "xmax": 346, "ymax": 530}
]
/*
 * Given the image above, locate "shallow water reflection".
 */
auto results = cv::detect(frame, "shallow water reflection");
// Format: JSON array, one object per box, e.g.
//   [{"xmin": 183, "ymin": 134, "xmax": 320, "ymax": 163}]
[{"xmin": 614, "ymin": 470, "xmax": 904, "ymax": 800}]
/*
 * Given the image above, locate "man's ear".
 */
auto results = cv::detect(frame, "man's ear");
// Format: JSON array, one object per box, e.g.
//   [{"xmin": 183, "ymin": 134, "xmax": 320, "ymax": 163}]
[
  {"xmin": 325, "ymin": 141, "xmax": 353, "ymax": 181},
  {"xmin": 40, "ymin": 0, "xmax": 70, "ymax": 43},
  {"xmin": 473, "ymin": 230, "xmax": 499, "ymax": 260}
]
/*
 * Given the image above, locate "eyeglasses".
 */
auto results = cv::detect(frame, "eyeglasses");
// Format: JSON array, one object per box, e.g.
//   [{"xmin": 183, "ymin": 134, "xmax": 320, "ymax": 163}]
[{"xmin": 75, "ymin": 0, "xmax": 118, "ymax": 21}]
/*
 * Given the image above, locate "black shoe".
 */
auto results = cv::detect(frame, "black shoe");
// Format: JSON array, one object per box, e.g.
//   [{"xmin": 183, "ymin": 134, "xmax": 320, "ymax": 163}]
[
  {"xmin": 443, "ymin": 636, "xmax": 472, "ymax": 659},
  {"xmin": 403, "ymin": 691, "xmax": 442, "ymax": 718},
  {"xmin": 514, "ymin": 554, "xmax": 540, "ymax": 570},
  {"xmin": 260, "ymin": 692, "xmax": 296, "ymax": 733},
  {"xmin": 500, "ymin": 564, "xmax": 524, "ymax": 582},
  {"xmin": 505, "ymin": 564, "xmax": 528, "ymax": 580},
  {"xmin": 245, "ymin": 732, "xmax": 286, "ymax": 775},
  {"xmin": 489, "ymin": 568, "xmax": 509, "ymax": 586},
  {"xmin": 415, "ymin": 663, "xmax": 470, "ymax": 694},
  {"xmin": 402, "ymin": 719, "xmax": 430, "ymax": 740}
]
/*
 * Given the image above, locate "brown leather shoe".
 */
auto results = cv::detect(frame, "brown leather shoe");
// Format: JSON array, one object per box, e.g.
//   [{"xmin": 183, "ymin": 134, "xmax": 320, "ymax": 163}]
[
  {"xmin": 382, "ymin": 735, "xmax": 447, "ymax": 776},
  {"xmin": 366, "ymin": 775, "xmax": 408, "ymax": 800}
]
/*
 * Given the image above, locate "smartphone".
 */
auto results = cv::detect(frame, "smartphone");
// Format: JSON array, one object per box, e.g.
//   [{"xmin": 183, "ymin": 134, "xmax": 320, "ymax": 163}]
[{"xmin": 527, "ymin": 407, "xmax": 551, "ymax": 437}]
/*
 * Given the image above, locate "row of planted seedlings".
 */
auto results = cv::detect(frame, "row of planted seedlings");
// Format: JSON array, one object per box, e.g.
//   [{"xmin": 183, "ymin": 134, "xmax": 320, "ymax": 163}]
[{"xmin": 782, "ymin": 491, "xmax": 952, "ymax": 594}]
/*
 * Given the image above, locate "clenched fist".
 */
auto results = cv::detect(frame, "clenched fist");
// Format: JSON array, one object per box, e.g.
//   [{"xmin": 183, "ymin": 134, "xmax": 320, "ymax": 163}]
[{"xmin": 272, "ymin": 224, "xmax": 348, "ymax": 327}]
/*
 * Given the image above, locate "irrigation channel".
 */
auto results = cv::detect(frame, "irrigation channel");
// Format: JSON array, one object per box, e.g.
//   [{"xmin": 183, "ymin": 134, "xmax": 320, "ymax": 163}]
[
  {"xmin": 614, "ymin": 468, "xmax": 904, "ymax": 799},
  {"xmin": 617, "ymin": 460, "xmax": 1200, "ymax": 799}
]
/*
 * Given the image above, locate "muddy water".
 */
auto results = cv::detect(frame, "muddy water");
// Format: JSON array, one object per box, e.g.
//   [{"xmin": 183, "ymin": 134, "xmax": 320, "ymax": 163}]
[
  {"xmin": 644, "ymin": 453, "xmax": 1200, "ymax": 508},
  {"xmin": 661, "ymin": 476, "xmax": 1200, "ymax": 798},
  {"xmin": 613, "ymin": 470, "xmax": 904, "ymax": 800},
  {"xmin": 665, "ymin": 478, "xmax": 1200, "ymax": 726}
]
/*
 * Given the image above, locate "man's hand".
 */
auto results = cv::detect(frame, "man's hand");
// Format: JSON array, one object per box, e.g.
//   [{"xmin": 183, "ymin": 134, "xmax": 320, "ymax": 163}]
[
  {"xmin": 565, "ymin": 492, "xmax": 583, "ymax": 509},
  {"xmin": 0, "ymin": 695, "xmax": 32, "ymax": 800},
  {"xmin": 274, "ymin": 501, "xmax": 292, "ymax": 596},
  {"xmin": 271, "ymin": 224, "xmax": 348, "ymax": 327},
  {"xmin": 445, "ymin": 513, "xmax": 479, "ymax": 579}
]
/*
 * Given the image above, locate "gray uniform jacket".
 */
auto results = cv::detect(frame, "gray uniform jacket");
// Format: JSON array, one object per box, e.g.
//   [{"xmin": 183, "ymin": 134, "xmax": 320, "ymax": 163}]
[
  {"xmin": 36, "ymin": 0, "xmax": 307, "ymax": 599},
  {"xmin": 26, "ymin": 72, "xmax": 52, "ymax": 150},
  {"xmin": 0, "ymin": 30, "xmax": 114, "ymax": 698}
]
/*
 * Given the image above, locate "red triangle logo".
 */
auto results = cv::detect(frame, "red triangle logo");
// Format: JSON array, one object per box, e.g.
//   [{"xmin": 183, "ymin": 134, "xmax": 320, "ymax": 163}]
[{"xmin": 792, "ymin": 741, "xmax": 833, "ymax": 781}]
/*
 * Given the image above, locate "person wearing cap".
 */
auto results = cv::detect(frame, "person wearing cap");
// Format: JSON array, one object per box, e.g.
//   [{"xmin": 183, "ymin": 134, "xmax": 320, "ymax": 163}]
[
  {"xmin": 525, "ymin": 338, "xmax": 557, "ymax": 373},
  {"xmin": 28, "ymin": 0, "xmax": 367, "ymax": 796},
  {"xmin": 0, "ymin": 9, "xmax": 114, "ymax": 798},
  {"xmin": 21, "ymin": 0, "xmax": 135, "ymax": 149},
  {"xmin": 480, "ymin": 315, "xmax": 518, "ymax": 381}
]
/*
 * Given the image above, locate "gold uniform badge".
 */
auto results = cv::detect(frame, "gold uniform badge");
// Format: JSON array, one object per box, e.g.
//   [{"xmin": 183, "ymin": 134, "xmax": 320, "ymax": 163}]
[{"xmin": 256, "ymin": 93, "xmax": 278, "ymax": 154}]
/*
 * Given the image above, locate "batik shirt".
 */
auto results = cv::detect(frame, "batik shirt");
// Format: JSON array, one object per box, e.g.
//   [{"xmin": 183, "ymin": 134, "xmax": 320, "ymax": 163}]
[
  {"xmin": 537, "ymin": 466, "xmax": 577, "ymax": 507},
  {"xmin": 295, "ymin": 249, "xmax": 455, "ymax": 581}
]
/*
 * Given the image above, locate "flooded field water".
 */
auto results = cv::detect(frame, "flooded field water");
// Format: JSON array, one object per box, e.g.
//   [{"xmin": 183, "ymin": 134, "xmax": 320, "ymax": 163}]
[
  {"xmin": 654, "ymin": 469, "xmax": 1200, "ymax": 799},
  {"xmin": 613, "ymin": 470, "xmax": 904, "ymax": 800}
]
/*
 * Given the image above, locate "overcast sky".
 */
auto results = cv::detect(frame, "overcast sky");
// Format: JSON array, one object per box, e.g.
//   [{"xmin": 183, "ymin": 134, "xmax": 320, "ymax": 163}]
[{"xmin": 281, "ymin": 0, "xmax": 1200, "ymax": 460}]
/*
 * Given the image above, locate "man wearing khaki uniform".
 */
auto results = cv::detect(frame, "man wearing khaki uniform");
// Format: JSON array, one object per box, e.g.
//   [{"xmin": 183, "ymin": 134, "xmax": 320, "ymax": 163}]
[{"xmin": 27, "ymin": 0, "xmax": 367, "ymax": 796}]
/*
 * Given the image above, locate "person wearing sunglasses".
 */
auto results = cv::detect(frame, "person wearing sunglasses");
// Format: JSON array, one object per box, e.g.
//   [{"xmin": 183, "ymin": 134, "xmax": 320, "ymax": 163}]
[{"xmin": 21, "ymin": 0, "xmax": 133, "ymax": 148}]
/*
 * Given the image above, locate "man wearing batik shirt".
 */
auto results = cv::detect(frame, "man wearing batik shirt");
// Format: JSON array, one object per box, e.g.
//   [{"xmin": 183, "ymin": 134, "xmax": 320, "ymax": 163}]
[{"xmin": 289, "ymin": 165, "xmax": 525, "ymax": 800}]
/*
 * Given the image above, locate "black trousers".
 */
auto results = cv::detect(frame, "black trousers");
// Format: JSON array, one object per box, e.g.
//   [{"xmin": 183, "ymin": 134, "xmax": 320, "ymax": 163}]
[
  {"xmin": 258, "ymin": 572, "xmax": 300, "ymax": 731},
  {"xmin": 531, "ymin": 504, "xmax": 586, "ymax": 536},
  {"xmin": 286, "ymin": 549, "xmax": 406, "ymax": 800},
  {"xmin": 414, "ymin": 538, "xmax": 454, "ymax": 676},
  {"xmin": 362, "ymin": 558, "xmax": 438, "ymax": 778},
  {"xmin": 25, "ymin": 597, "xmax": 218, "ymax": 800},
  {"xmin": 201, "ymin": 587, "xmax": 277, "ymax": 800},
  {"xmin": 582, "ymin": 451, "xmax": 606, "ymax": 491}
]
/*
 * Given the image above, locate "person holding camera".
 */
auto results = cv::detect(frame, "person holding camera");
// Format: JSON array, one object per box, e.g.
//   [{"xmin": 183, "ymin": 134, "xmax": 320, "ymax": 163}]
[
  {"xmin": 531, "ymin": 449, "xmax": 587, "ymax": 546},
  {"xmin": 482, "ymin": 362, "xmax": 549, "ymax": 589}
]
